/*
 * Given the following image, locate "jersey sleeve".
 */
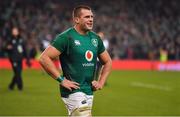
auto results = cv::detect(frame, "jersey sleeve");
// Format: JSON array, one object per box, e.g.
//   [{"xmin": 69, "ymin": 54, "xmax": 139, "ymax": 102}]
[
  {"xmin": 98, "ymin": 37, "xmax": 105, "ymax": 55},
  {"xmin": 51, "ymin": 33, "xmax": 68, "ymax": 53}
]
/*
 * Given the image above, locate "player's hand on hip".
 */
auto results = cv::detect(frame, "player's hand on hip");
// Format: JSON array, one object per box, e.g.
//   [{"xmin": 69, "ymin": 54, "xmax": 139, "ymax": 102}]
[
  {"xmin": 60, "ymin": 78, "xmax": 80, "ymax": 91},
  {"xmin": 92, "ymin": 80, "xmax": 103, "ymax": 91}
]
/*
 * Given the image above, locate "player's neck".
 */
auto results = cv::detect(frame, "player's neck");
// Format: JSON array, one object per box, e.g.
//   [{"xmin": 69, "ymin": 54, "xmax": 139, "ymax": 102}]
[{"xmin": 74, "ymin": 25, "xmax": 88, "ymax": 35}]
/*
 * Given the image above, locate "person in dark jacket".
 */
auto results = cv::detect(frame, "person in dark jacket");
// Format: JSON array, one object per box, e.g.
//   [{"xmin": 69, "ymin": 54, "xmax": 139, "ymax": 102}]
[{"xmin": 6, "ymin": 27, "xmax": 31, "ymax": 90}]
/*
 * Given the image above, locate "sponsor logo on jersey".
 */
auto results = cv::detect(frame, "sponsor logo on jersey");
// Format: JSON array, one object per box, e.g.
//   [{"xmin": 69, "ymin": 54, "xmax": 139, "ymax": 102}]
[
  {"xmin": 85, "ymin": 50, "xmax": 93, "ymax": 62},
  {"xmin": 82, "ymin": 63, "xmax": 94, "ymax": 67},
  {"xmin": 91, "ymin": 38, "xmax": 98, "ymax": 47},
  {"xmin": 74, "ymin": 40, "xmax": 81, "ymax": 46}
]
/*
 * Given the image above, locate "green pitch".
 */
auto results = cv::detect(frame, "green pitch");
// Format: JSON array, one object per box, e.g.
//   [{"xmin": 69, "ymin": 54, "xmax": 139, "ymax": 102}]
[{"xmin": 0, "ymin": 69, "xmax": 180, "ymax": 116}]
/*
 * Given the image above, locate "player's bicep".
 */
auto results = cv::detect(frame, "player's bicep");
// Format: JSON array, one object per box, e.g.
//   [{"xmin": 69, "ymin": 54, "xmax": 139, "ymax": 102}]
[
  {"xmin": 98, "ymin": 50, "xmax": 111, "ymax": 65},
  {"xmin": 41, "ymin": 45, "xmax": 61, "ymax": 59}
]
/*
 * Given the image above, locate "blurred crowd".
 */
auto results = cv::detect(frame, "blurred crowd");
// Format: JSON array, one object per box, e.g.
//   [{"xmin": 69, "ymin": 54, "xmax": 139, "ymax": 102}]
[{"xmin": 0, "ymin": 0, "xmax": 180, "ymax": 60}]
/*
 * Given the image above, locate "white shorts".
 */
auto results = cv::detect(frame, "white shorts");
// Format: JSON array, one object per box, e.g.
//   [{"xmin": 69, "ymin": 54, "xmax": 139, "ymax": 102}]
[{"xmin": 62, "ymin": 92, "xmax": 93, "ymax": 116}]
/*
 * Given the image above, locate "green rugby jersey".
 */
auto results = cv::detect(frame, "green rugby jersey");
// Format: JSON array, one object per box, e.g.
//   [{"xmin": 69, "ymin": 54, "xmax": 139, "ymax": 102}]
[{"xmin": 51, "ymin": 27, "xmax": 105, "ymax": 97}]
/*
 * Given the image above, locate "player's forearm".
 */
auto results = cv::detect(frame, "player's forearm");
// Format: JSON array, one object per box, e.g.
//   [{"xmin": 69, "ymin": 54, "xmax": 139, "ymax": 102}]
[
  {"xmin": 39, "ymin": 54, "xmax": 60, "ymax": 79},
  {"xmin": 98, "ymin": 59, "xmax": 112, "ymax": 86}
]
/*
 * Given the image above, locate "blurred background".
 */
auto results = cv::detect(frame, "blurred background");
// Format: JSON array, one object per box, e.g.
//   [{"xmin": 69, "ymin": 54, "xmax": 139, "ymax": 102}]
[{"xmin": 0, "ymin": 0, "xmax": 180, "ymax": 116}]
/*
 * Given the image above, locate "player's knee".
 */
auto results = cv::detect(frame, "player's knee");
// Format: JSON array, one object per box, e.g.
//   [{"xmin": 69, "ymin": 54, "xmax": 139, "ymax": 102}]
[{"xmin": 70, "ymin": 106, "xmax": 91, "ymax": 117}]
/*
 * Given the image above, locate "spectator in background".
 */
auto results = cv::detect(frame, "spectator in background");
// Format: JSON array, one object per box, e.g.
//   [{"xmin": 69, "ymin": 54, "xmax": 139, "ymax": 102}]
[
  {"xmin": 98, "ymin": 32, "xmax": 109, "ymax": 51},
  {"xmin": 5, "ymin": 27, "xmax": 31, "ymax": 90},
  {"xmin": 159, "ymin": 46, "xmax": 168, "ymax": 62}
]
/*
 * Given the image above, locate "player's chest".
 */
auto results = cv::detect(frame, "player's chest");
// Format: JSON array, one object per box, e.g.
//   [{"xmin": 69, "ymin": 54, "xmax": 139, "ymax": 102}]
[{"xmin": 69, "ymin": 37, "xmax": 98, "ymax": 56}]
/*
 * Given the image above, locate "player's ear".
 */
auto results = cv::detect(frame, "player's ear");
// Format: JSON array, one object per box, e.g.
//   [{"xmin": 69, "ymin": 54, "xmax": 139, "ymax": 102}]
[{"xmin": 74, "ymin": 17, "xmax": 80, "ymax": 24}]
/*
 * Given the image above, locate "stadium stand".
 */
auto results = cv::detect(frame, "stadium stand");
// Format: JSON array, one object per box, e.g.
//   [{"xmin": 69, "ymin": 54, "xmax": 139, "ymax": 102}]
[{"xmin": 0, "ymin": 0, "xmax": 180, "ymax": 60}]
